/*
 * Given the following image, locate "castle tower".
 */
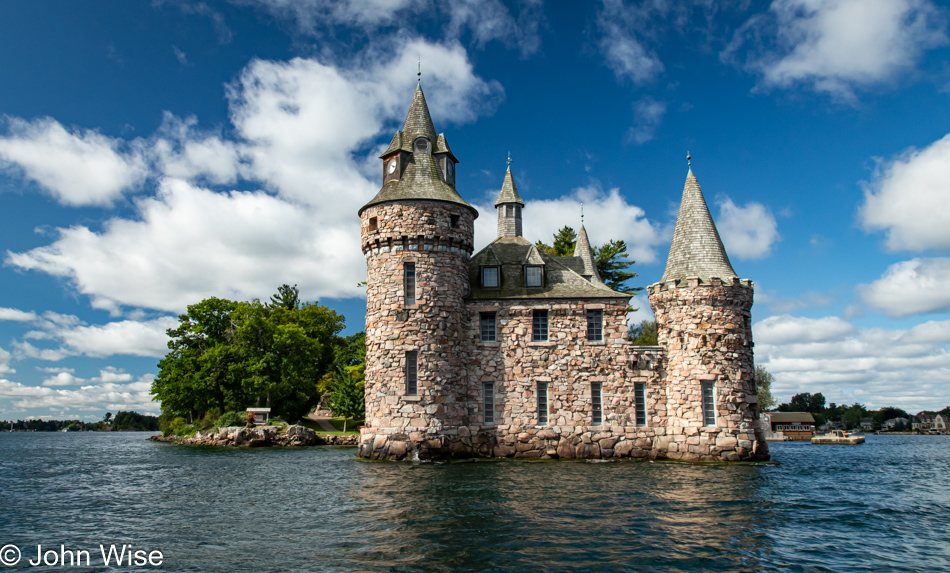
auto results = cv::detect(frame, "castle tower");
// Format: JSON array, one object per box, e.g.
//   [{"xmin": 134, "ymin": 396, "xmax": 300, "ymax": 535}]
[
  {"xmin": 495, "ymin": 158, "xmax": 524, "ymax": 238},
  {"xmin": 358, "ymin": 85, "xmax": 477, "ymax": 460},
  {"xmin": 573, "ymin": 221, "xmax": 603, "ymax": 284},
  {"xmin": 648, "ymin": 165, "xmax": 769, "ymax": 462}
]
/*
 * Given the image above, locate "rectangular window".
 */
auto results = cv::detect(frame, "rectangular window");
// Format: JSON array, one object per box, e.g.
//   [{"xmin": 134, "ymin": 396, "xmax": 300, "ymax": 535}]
[
  {"xmin": 537, "ymin": 382, "xmax": 548, "ymax": 425},
  {"xmin": 481, "ymin": 266, "xmax": 500, "ymax": 288},
  {"xmin": 479, "ymin": 312, "xmax": 497, "ymax": 342},
  {"xmin": 483, "ymin": 383, "xmax": 495, "ymax": 424},
  {"xmin": 450, "ymin": 214, "xmax": 460, "ymax": 228},
  {"xmin": 406, "ymin": 351, "xmax": 418, "ymax": 396},
  {"xmin": 586, "ymin": 309, "xmax": 603, "ymax": 341},
  {"xmin": 532, "ymin": 309, "xmax": 548, "ymax": 341},
  {"xmin": 634, "ymin": 382, "xmax": 646, "ymax": 426},
  {"xmin": 368, "ymin": 217, "xmax": 378, "ymax": 232},
  {"xmin": 701, "ymin": 381, "xmax": 716, "ymax": 426},
  {"xmin": 404, "ymin": 263, "xmax": 416, "ymax": 305},
  {"xmin": 591, "ymin": 382, "xmax": 603, "ymax": 426},
  {"xmin": 525, "ymin": 265, "xmax": 543, "ymax": 287}
]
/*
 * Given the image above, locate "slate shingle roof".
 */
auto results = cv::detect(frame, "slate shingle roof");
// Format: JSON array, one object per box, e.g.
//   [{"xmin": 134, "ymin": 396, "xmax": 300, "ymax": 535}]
[
  {"xmin": 661, "ymin": 168, "xmax": 737, "ymax": 283},
  {"xmin": 494, "ymin": 166, "xmax": 524, "ymax": 206},
  {"xmin": 362, "ymin": 86, "xmax": 476, "ymax": 217},
  {"xmin": 573, "ymin": 224, "xmax": 603, "ymax": 284},
  {"xmin": 468, "ymin": 236, "xmax": 626, "ymax": 300}
]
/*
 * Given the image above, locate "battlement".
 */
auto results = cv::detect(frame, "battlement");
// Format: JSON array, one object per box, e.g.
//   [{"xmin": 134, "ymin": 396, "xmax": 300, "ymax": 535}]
[{"xmin": 647, "ymin": 276, "xmax": 753, "ymax": 294}]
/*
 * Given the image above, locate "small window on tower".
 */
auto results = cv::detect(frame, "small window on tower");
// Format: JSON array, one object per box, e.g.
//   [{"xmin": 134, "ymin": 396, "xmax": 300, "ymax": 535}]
[
  {"xmin": 450, "ymin": 215, "xmax": 460, "ymax": 228},
  {"xmin": 368, "ymin": 217, "xmax": 378, "ymax": 232},
  {"xmin": 414, "ymin": 138, "xmax": 429, "ymax": 154}
]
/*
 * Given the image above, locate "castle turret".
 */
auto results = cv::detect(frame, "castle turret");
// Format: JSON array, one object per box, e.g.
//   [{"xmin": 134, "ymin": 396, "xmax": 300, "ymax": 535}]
[
  {"xmin": 494, "ymin": 157, "xmax": 524, "ymax": 238},
  {"xmin": 573, "ymin": 221, "xmax": 602, "ymax": 284},
  {"xmin": 358, "ymin": 84, "xmax": 477, "ymax": 460},
  {"xmin": 648, "ymin": 163, "xmax": 769, "ymax": 462}
]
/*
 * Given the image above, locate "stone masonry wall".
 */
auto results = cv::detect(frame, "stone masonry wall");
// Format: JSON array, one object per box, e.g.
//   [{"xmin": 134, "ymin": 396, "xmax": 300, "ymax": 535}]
[
  {"xmin": 649, "ymin": 277, "xmax": 769, "ymax": 461},
  {"xmin": 360, "ymin": 201, "xmax": 476, "ymax": 454}
]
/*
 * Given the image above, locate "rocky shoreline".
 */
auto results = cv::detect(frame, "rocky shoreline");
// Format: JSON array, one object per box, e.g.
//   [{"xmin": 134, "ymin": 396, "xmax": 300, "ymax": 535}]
[{"xmin": 149, "ymin": 424, "xmax": 359, "ymax": 447}]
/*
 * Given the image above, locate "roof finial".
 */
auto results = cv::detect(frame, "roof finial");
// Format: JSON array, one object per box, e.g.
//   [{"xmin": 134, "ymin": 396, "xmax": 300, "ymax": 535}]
[
  {"xmin": 507, "ymin": 151, "xmax": 511, "ymax": 170},
  {"xmin": 687, "ymin": 151, "xmax": 691, "ymax": 168},
  {"xmin": 417, "ymin": 56, "xmax": 421, "ymax": 84}
]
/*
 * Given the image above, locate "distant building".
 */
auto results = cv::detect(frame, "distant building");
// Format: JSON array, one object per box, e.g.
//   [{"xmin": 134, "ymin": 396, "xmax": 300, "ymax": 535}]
[
  {"xmin": 912, "ymin": 413, "xmax": 935, "ymax": 431},
  {"xmin": 882, "ymin": 417, "xmax": 908, "ymax": 431},
  {"xmin": 935, "ymin": 413, "xmax": 950, "ymax": 432},
  {"xmin": 763, "ymin": 412, "xmax": 815, "ymax": 441},
  {"xmin": 860, "ymin": 417, "xmax": 874, "ymax": 431}
]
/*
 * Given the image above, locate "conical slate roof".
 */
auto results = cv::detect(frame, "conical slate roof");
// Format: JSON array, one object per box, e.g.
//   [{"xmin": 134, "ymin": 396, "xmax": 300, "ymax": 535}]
[
  {"xmin": 661, "ymin": 168, "xmax": 737, "ymax": 282},
  {"xmin": 361, "ymin": 86, "xmax": 476, "ymax": 217},
  {"xmin": 494, "ymin": 166, "xmax": 524, "ymax": 206},
  {"xmin": 573, "ymin": 224, "xmax": 603, "ymax": 284}
]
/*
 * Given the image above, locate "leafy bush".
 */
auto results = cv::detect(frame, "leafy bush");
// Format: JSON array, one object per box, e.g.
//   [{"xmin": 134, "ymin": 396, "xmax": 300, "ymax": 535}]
[
  {"xmin": 196, "ymin": 408, "xmax": 221, "ymax": 430},
  {"xmin": 215, "ymin": 411, "xmax": 247, "ymax": 428},
  {"xmin": 163, "ymin": 416, "xmax": 188, "ymax": 437}
]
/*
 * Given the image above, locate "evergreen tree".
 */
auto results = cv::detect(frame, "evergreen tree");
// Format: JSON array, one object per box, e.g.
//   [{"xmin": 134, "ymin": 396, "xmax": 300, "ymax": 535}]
[{"xmin": 536, "ymin": 226, "xmax": 641, "ymax": 295}]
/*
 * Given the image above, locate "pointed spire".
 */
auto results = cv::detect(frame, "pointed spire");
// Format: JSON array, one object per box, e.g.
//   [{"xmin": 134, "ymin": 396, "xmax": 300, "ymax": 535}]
[
  {"xmin": 661, "ymin": 166, "xmax": 737, "ymax": 283},
  {"xmin": 494, "ymin": 156, "xmax": 524, "ymax": 207},
  {"xmin": 402, "ymin": 85, "xmax": 437, "ymax": 145},
  {"xmin": 574, "ymin": 221, "xmax": 602, "ymax": 284}
]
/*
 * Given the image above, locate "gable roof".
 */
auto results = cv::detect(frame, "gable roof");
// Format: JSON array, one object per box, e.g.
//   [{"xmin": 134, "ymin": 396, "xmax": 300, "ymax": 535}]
[
  {"xmin": 661, "ymin": 168, "xmax": 737, "ymax": 283},
  {"xmin": 468, "ymin": 236, "xmax": 627, "ymax": 300}
]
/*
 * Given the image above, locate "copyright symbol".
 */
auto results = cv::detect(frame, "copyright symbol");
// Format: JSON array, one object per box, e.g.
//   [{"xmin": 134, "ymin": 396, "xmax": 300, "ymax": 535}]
[{"xmin": 0, "ymin": 544, "xmax": 20, "ymax": 566}]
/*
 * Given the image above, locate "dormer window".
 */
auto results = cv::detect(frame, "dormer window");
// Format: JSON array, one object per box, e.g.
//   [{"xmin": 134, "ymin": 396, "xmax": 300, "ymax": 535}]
[
  {"xmin": 525, "ymin": 265, "xmax": 543, "ymax": 288},
  {"xmin": 481, "ymin": 266, "xmax": 500, "ymax": 288},
  {"xmin": 414, "ymin": 138, "xmax": 429, "ymax": 155}
]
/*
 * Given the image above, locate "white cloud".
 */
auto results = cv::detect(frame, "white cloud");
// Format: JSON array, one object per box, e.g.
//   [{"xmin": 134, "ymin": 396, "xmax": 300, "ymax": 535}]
[
  {"xmin": 0, "ymin": 347, "xmax": 13, "ymax": 376},
  {"xmin": 0, "ymin": 307, "xmax": 38, "ymax": 322},
  {"xmin": 473, "ymin": 184, "xmax": 664, "ymax": 265},
  {"xmin": 859, "ymin": 133, "xmax": 950, "ymax": 252},
  {"xmin": 91, "ymin": 367, "xmax": 134, "ymax": 383},
  {"xmin": 0, "ymin": 117, "xmax": 148, "ymax": 206},
  {"xmin": 6, "ymin": 40, "xmax": 502, "ymax": 312},
  {"xmin": 727, "ymin": 0, "xmax": 948, "ymax": 99},
  {"xmin": 0, "ymin": 375, "xmax": 158, "ymax": 416},
  {"xmin": 715, "ymin": 197, "xmax": 780, "ymax": 260},
  {"xmin": 858, "ymin": 258, "xmax": 950, "ymax": 318},
  {"xmin": 627, "ymin": 97, "xmax": 667, "ymax": 144},
  {"xmin": 596, "ymin": 0, "xmax": 664, "ymax": 85},
  {"xmin": 755, "ymin": 314, "xmax": 950, "ymax": 410},
  {"xmin": 173, "ymin": 46, "xmax": 189, "ymax": 65},
  {"xmin": 4, "ymin": 310, "xmax": 174, "ymax": 361},
  {"xmin": 42, "ymin": 372, "xmax": 84, "ymax": 387}
]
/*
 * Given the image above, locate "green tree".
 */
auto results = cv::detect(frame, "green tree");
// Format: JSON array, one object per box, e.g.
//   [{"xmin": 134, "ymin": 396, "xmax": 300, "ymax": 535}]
[
  {"xmin": 536, "ymin": 226, "xmax": 577, "ymax": 257},
  {"xmin": 327, "ymin": 367, "xmax": 364, "ymax": 433},
  {"xmin": 629, "ymin": 320, "xmax": 658, "ymax": 345},
  {"xmin": 270, "ymin": 283, "xmax": 301, "ymax": 310},
  {"xmin": 754, "ymin": 366, "xmax": 776, "ymax": 411},
  {"xmin": 843, "ymin": 403, "xmax": 867, "ymax": 429},
  {"xmin": 594, "ymin": 240, "xmax": 641, "ymax": 295}
]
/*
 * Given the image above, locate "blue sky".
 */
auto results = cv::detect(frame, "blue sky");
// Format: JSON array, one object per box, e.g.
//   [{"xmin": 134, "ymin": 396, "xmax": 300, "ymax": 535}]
[{"xmin": 1, "ymin": 0, "xmax": 950, "ymax": 420}]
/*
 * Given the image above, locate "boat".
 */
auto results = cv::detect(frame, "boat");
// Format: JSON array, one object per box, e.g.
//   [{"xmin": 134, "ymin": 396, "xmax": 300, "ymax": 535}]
[{"xmin": 811, "ymin": 429, "xmax": 865, "ymax": 445}]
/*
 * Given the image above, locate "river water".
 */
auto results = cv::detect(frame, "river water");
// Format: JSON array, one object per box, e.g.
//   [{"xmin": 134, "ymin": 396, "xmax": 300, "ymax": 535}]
[{"xmin": 0, "ymin": 433, "xmax": 947, "ymax": 572}]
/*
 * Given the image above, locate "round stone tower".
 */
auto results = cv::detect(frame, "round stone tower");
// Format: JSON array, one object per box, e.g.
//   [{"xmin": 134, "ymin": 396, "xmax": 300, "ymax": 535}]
[
  {"xmin": 648, "ymin": 166, "xmax": 769, "ymax": 462},
  {"xmin": 357, "ymin": 85, "xmax": 478, "ymax": 460}
]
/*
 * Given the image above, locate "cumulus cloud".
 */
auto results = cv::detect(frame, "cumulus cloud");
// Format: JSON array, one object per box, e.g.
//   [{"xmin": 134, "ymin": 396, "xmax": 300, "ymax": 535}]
[
  {"xmin": 627, "ymin": 97, "xmax": 667, "ymax": 144},
  {"xmin": 596, "ymin": 0, "xmax": 664, "ymax": 85},
  {"xmin": 715, "ymin": 197, "xmax": 780, "ymax": 260},
  {"xmin": 42, "ymin": 372, "xmax": 84, "ymax": 387},
  {"xmin": 0, "ymin": 307, "xmax": 39, "ymax": 322},
  {"xmin": 0, "ymin": 347, "xmax": 13, "ymax": 375},
  {"xmin": 6, "ymin": 40, "xmax": 502, "ymax": 312},
  {"xmin": 0, "ymin": 117, "xmax": 148, "ymax": 206},
  {"xmin": 755, "ymin": 314, "xmax": 950, "ymax": 410},
  {"xmin": 725, "ymin": 0, "xmax": 949, "ymax": 99},
  {"xmin": 473, "ymin": 183, "xmax": 664, "ymax": 266},
  {"xmin": 858, "ymin": 258, "xmax": 950, "ymax": 318},
  {"xmin": 232, "ymin": 0, "xmax": 542, "ymax": 56},
  {"xmin": 859, "ymin": 133, "xmax": 950, "ymax": 252},
  {"xmin": 0, "ymin": 307, "xmax": 175, "ymax": 361},
  {"xmin": 0, "ymin": 375, "xmax": 158, "ymax": 416}
]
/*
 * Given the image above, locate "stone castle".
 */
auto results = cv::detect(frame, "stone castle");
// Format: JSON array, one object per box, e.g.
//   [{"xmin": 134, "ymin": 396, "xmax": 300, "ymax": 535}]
[{"xmin": 356, "ymin": 85, "xmax": 769, "ymax": 462}]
